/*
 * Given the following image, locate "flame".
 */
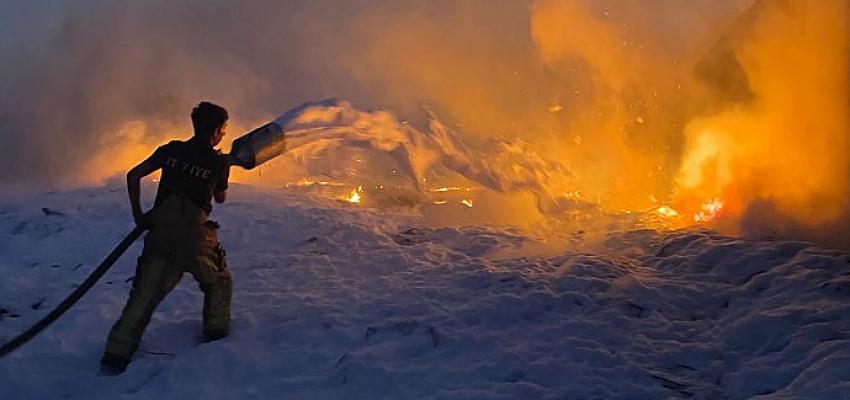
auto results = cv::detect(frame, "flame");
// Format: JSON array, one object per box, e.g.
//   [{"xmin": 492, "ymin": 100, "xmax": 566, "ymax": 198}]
[
  {"xmin": 428, "ymin": 186, "xmax": 478, "ymax": 208},
  {"xmin": 111, "ymin": 1, "xmax": 845, "ymax": 244},
  {"xmin": 673, "ymin": 0, "xmax": 849, "ymax": 230},
  {"xmin": 694, "ymin": 198, "xmax": 724, "ymax": 223},
  {"xmin": 286, "ymin": 178, "xmax": 345, "ymax": 188},
  {"xmin": 655, "ymin": 205, "xmax": 679, "ymax": 218},
  {"xmin": 346, "ymin": 186, "xmax": 363, "ymax": 203},
  {"xmin": 429, "ymin": 186, "xmax": 466, "ymax": 193}
]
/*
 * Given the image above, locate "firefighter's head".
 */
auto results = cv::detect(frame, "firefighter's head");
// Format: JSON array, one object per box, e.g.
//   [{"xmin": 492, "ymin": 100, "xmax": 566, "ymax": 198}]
[{"xmin": 191, "ymin": 101, "xmax": 229, "ymax": 147}]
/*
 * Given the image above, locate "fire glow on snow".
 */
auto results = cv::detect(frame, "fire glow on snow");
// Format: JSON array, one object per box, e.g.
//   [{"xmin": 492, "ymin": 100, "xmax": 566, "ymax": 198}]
[{"xmin": 3, "ymin": 184, "xmax": 850, "ymax": 397}]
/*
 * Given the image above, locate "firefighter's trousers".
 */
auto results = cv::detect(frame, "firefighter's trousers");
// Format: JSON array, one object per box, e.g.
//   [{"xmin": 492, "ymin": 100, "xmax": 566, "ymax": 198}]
[{"xmin": 104, "ymin": 199, "xmax": 231, "ymax": 361}]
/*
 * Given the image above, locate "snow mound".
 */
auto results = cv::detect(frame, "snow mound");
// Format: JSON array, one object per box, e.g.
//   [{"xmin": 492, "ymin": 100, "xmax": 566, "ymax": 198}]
[{"xmin": 0, "ymin": 184, "xmax": 848, "ymax": 399}]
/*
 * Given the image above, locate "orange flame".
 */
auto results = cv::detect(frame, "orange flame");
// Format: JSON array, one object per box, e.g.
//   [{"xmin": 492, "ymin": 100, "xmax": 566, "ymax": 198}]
[
  {"xmin": 694, "ymin": 198, "xmax": 724, "ymax": 223},
  {"xmin": 346, "ymin": 186, "xmax": 363, "ymax": 203}
]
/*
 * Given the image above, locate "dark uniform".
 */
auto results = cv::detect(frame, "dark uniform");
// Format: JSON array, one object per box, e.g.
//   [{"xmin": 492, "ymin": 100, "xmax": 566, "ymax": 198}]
[{"xmin": 103, "ymin": 138, "xmax": 232, "ymax": 367}]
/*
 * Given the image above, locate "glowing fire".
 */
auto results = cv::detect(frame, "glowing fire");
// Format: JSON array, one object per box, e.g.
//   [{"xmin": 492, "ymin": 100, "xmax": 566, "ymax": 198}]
[
  {"xmin": 65, "ymin": 0, "xmax": 848, "ymax": 248},
  {"xmin": 655, "ymin": 205, "xmax": 679, "ymax": 218},
  {"xmin": 429, "ymin": 187, "xmax": 468, "ymax": 193},
  {"xmin": 286, "ymin": 178, "xmax": 345, "ymax": 188},
  {"xmin": 346, "ymin": 186, "xmax": 363, "ymax": 203},
  {"xmin": 428, "ymin": 186, "xmax": 477, "ymax": 209},
  {"xmin": 669, "ymin": 0, "xmax": 849, "ymax": 233},
  {"xmin": 694, "ymin": 198, "xmax": 724, "ymax": 223}
]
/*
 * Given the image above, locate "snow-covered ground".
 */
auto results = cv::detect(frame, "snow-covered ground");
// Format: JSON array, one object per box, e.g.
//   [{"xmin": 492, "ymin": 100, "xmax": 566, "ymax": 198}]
[{"xmin": 1, "ymin": 183, "xmax": 849, "ymax": 399}]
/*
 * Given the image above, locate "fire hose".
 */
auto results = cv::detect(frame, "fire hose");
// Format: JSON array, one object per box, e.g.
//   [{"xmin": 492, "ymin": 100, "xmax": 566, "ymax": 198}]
[
  {"xmin": 0, "ymin": 120, "xmax": 286, "ymax": 358},
  {"xmin": 0, "ymin": 226, "xmax": 146, "ymax": 357}
]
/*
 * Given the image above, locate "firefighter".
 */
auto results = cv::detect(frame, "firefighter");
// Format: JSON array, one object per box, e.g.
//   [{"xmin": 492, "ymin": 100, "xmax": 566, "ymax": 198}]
[{"xmin": 101, "ymin": 102, "xmax": 233, "ymax": 374}]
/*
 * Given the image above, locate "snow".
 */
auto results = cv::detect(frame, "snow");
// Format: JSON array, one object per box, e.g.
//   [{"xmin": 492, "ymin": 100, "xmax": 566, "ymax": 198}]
[{"xmin": 1, "ymin": 183, "xmax": 849, "ymax": 399}]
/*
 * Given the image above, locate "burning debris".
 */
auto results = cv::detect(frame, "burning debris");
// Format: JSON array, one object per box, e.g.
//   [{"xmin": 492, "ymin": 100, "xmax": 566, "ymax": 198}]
[
  {"xmin": 694, "ymin": 198, "xmax": 725, "ymax": 223},
  {"xmin": 655, "ymin": 206, "xmax": 679, "ymax": 219},
  {"xmin": 346, "ymin": 186, "xmax": 363, "ymax": 204}
]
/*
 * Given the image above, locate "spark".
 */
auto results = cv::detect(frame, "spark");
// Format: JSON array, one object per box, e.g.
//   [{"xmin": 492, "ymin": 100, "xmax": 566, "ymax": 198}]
[{"xmin": 460, "ymin": 199, "xmax": 473, "ymax": 208}]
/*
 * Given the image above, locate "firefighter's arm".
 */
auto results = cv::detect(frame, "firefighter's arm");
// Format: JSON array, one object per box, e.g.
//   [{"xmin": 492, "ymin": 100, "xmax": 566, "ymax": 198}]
[
  {"xmin": 214, "ymin": 155, "xmax": 231, "ymax": 204},
  {"xmin": 127, "ymin": 151, "xmax": 164, "ymax": 225},
  {"xmin": 214, "ymin": 189, "xmax": 227, "ymax": 203}
]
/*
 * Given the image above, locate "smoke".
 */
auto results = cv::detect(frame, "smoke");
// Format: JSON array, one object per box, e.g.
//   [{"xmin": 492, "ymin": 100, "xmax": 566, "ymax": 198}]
[
  {"xmin": 0, "ymin": 1, "xmax": 372, "ymax": 186},
  {"xmin": 0, "ymin": 1, "xmax": 744, "ymax": 187},
  {"xmin": 528, "ymin": 0, "xmax": 735, "ymax": 210},
  {"xmin": 674, "ymin": 0, "xmax": 850, "ymax": 247},
  {"xmin": 0, "ymin": 1, "xmax": 537, "ymax": 187},
  {"xmin": 3, "ymin": 1, "xmax": 848, "ymax": 246}
]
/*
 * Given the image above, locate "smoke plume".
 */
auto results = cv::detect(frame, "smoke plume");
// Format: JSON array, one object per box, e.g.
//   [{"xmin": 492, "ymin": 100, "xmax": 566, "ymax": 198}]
[{"xmin": 2, "ymin": 0, "xmax": 848, "ymax": 246}]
